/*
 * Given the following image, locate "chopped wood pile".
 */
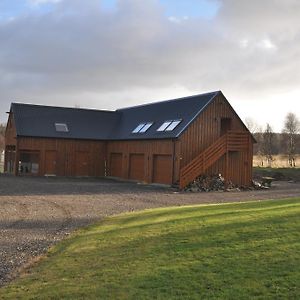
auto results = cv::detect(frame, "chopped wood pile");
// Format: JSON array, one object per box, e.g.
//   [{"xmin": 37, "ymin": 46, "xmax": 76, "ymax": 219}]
[
  {"xmin": 184, "ymin": 174, "xmax": 227, "ymax": 192},
  {"xmin": 184, "ymin": 174, "xmax": 269, "ymax": 192}
]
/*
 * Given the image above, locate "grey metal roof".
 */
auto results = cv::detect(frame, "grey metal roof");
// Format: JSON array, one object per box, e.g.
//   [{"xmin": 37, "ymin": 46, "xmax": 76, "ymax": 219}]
[
  {"xmin": 11, "ymin": 103, "xmax": 120, "ymax": 140},
  {"xmin": 10, "ymin": 91, "xmax": 220, "ymax": 140},
  {"xmin": 112, "ymin": 91, "xmax": 219, "ymax": 140}
]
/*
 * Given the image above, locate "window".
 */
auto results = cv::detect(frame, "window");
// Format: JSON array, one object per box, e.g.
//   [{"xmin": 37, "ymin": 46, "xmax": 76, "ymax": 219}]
[
  {"xmin": 157, "ymin": 121, "xmax": 172, "ymax": 132},
  {"xmin": 165, "ymin": 120, "xmax": 182, "ymax": 131},
  {"xmin": 55, "ymin": 123, "xmax": 69, "ymax": 132},
  {"xmin": 19, "ymin": 151, "xmax": 40, "ymax": 175},
  {"xmin": 157, "ymin": 119, "xmax": 182, "ymax": 132},
  {"xmin": 139, "ymin": 122, "xmax": 153, "ymax": 133},
  {"xmin": 132, "ymin": 122, "xmax": 153, "ymax": 133}
]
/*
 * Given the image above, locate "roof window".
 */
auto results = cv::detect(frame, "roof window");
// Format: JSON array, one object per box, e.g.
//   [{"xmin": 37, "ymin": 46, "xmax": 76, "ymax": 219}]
[
  {"xmin": 55, "ymin": 123, "xmax": 69, "ymax": 132},
  {"xmin": 132, "ymin": 122, "xmax": 153, "ymax": 133},
  {"xmin": 157, "ymin": 119, "xmax": 182, "ymax": 132}
]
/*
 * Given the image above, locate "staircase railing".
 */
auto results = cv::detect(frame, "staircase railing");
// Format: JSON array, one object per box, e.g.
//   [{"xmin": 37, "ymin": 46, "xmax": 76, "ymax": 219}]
[{"xmin": 179, "ymin": 131, "xmax": 249, "ymax": 189}]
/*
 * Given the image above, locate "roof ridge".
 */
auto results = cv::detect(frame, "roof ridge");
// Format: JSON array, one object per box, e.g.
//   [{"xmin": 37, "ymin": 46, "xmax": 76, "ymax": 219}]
[
  {"xmin": 11, "ymin": 102, "xmax": 115, "ymax": 114},
  {"xmin": 116, "ymin": 90, "xmax": 220, "ymax": 112}
]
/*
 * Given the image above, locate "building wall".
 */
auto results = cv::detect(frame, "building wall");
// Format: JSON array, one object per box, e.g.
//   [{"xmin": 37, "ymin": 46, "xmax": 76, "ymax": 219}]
[
  {"xmin": 16, "ymin": 137, "xmax": 106, "ymax": 176},
  {"xmin": 178, "ymin": 94, "xmax": 253, "ymax": 186},
  {"xmin": 106, "ymin": 139, "xmax": 181, "ymax": 184},
  {"xmin": 5, "ymin": 113, "xmax": 17, "ymax": 146},
  {"xmin": 5, "ymin": 95, "xmax": 253, "ymax": 186}
]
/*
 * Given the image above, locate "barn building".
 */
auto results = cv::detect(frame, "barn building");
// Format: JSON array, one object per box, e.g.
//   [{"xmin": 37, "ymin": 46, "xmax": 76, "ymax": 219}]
[{"xmin": 4, "ymin": 91, "xmax": 254, "ymax": 189}]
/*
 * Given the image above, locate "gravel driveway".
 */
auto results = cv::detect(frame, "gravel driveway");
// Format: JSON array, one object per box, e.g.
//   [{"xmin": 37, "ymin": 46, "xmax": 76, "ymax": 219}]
[{"xmin": 0, "ymin": 174, "xmax": 299, "ymax": 286}]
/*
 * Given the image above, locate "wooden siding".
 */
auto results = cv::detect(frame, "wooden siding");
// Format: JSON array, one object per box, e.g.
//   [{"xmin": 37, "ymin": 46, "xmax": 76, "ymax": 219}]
[
  {"xmin": 44, "ymin": 150, "xmax": 57, "ymax": 175},
  {"xmin": 5, "ymin": 94, "xmax": 253, "ymax": 187},
  {"xmin": 129, "ymin": 154, "xmax": 145, "ymax": 181},
  {"xmin": 17, "ymin": 137, "xmax": 106, "ymax": 177},
  {"xmin": 106, "ymin": 139, "xmax": 180, "ymax": 184},
  {"xmin": 179, "ymin": 94, "xmax": 247, "ymax": 166},
  {"xmin": 5, "ymin": 113, "xmax": 17, "ymax": 146},
  {"xmin": 109, "ymin": 153, "xmax": 123, "ymax": 178},
  {"xmin": 179, "ymin": 94, "xmax": 253, "ymax": 186},
  {"xmin": 152, "ymin": 154, "xmax": 173, "ymax": 184}
]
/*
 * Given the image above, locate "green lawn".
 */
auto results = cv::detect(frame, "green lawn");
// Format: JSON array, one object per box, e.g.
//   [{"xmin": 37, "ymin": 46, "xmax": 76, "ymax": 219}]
[
  {"xmin": 253, "ymin": 167, "xmax": 300, "ymax": 181},
  {"xmin": 1, "ymin": 199, "xmax": 300, "ymax": 299}
]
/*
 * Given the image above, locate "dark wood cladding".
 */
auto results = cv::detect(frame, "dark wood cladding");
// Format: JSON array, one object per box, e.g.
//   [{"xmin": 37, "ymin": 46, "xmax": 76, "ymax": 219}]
[{"xmin": 16, "ymin": 137, "xmax": 106, "ymax": 176}]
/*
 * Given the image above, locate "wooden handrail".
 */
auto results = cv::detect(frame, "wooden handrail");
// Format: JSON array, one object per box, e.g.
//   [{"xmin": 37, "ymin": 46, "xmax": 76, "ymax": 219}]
[{"xmin": 179, "ymin": 131, "xmax": 250, "ymax": 189}]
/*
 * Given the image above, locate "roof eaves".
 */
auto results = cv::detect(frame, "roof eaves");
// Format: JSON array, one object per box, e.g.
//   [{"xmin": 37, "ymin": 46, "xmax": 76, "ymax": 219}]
[{"xmin": 174, "ymin": 90, "xmax": 220, "ymax": 138}]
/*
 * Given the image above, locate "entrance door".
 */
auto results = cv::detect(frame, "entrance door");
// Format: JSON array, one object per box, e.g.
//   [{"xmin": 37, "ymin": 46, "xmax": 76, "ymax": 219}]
[
  {"xmin": 152, "ymin": 155, "xmax": 173, "ymax": 184},
  {"xmin": 110, "ymin": 153, "xmax": 123, "ymax": 178},
  {"xmin": 44, "ymin": 150, "xmax": 57, "ymax": 175},
  {"xmin": 129, "ymin": 154, "xmax": 145, "ymax": 181},
  {"xmin": 76, "ymin": 151, "xmax": 89, "ymax": 176},
  {"xmin": 220, "ymin": 118, "xmax": 232, "ymax": 136}
]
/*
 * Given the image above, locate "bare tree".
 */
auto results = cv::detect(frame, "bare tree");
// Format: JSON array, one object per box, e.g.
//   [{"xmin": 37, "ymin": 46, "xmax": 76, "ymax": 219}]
[
  {"xmin": 262, "ymin": 123, "xmax": 275, "ymax": 167},
  {"xmin": 0, "ymin": 123, "xmax": 5, "ymax": 152},
  {"xmin": 282, "ymin": 113, "xmax": 299, "ymax": 167},
  {"xmin": 245, "ymin": 117, "xmax": 260, "ymax": 134}
]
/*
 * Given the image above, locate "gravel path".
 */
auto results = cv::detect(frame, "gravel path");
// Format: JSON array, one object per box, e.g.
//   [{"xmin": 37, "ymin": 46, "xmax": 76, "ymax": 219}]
[{"xmin": 0, "ymin": 175, "xmax": 299, "ymax": 286}]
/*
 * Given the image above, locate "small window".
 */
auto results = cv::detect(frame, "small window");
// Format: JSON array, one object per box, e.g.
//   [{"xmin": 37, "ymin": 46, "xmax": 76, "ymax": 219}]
[
  {"xmin": 132, "ymin": 122, "xmax": 153, "ymax": 133},
  {"xmin": 165, "ymin": 120, "xmax": 182, "ymax": 131},
  {"xmin": 132, "ymin": 123, "xmax": 146, "ymax": 133},
  {"xmin": 55, "ymin": 123, "xmax": 69, "ymax": 132},
  {"xmin": 139, "ymin": 122, "xmax": 153, "ymax": 133},
  {"xmin": 157, "ymin": 121, "xmax": 172, "ymax": 132},
  {"xmin": 157, "ymin": 119, "xmax": 182, "ymax": 132}
]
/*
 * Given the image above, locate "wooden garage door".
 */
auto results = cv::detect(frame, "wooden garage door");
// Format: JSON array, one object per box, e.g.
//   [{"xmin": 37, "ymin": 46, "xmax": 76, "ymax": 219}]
[
  {"xmin": 110, "ymin": 153, "xmax": 123, "ymax": 178},
  {"xmin": 44, "ymin": 150, "xmax": 57, "ymax": 175},
  {"xmin": 152, "ymin": 155, "xmax": 173, "ymax": 184},
  {"xmin": 129, "ymin": 154, "xmax": 145, "ymax": 181},
  {"xmin": 75, "ymin": 151, "xmax": 89, "ymax": 176}
]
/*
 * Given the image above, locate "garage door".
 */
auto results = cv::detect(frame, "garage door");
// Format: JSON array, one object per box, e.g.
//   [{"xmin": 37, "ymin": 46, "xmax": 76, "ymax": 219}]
[
  {"xmin": 152, "ymin": 155, "xmax": 173, "ymax": 184},
  {"xmin": 75, "ymin": 151, "xmax": 89, "ymax": 176},
  {"xmin": 129, "ymin": 154, "xmax": 145, "ymax": 181},
  {"xmin": 110, "ymin": 153, "xmax": 123, "ymax": 178}
]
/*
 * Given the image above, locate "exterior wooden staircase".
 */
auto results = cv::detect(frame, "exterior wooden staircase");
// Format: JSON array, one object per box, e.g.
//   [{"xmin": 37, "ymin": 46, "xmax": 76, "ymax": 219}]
[{"xmin": 179, "ymin": 131, "xmax": 250, "ymax": 189}]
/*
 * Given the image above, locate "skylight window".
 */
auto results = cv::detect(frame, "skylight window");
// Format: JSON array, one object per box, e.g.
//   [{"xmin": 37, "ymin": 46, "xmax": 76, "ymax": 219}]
[
  {"xmin": 157, "ymin": 120, "xmax": 182, "ymax": 132},
  {"xmin": 55, "ymin": 123, "xmax": 69, "ymax": 132},
  {"xmin": 157, "ymin": 121, "xmax": 172, "ymax": 132},
  {"xmin": 165, "ymin": 120, "xmax": 182, "ymax": 131},
  {"xmin": 139, "ymin": 122, "xmax": 153, "ymax": 133},
  {"xmin": 132, "ymin": 122, "xmax": 153, "ymax": 133}
]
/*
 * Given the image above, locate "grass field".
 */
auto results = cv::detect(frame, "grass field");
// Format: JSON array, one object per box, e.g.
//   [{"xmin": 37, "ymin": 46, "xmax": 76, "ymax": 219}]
[
  {"xmin": 253, "ymin": 154, "xmax": 299, "ymax": 168},
  {"xmin": 1, "ymin": 199, "xmax": 300, "ymax": 299},
  {"xmin": 253, "ymin": 167, "xmax": 300, "ymax": 181}
]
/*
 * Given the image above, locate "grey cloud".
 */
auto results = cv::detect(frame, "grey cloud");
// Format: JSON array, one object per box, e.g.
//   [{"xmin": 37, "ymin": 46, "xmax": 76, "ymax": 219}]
[{"xmin": 0, "ymin": 0, "xmax": 299, "ymax": 123}]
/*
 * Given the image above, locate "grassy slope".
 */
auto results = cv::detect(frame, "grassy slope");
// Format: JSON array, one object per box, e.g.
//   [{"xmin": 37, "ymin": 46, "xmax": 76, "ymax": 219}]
[{"xmin": 1, "ymin": 199, "xmax": 300, "ymax": 299}]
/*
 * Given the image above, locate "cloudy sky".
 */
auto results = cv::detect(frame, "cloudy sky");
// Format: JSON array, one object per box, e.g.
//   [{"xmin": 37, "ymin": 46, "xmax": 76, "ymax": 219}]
[{"xmin": 0, "ymin": 0, "xmax": 299, "ymax": 132}]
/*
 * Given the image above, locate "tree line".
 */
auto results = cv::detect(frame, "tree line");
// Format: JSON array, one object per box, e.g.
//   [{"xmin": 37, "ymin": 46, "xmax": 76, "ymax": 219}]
[
  {"xmin": 0, "ymin": 124, "xmax": 5, "ymax": 152},
  {"xmin": 246, "ymin": 113, "xmax": 300, "ymax": 167}
]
